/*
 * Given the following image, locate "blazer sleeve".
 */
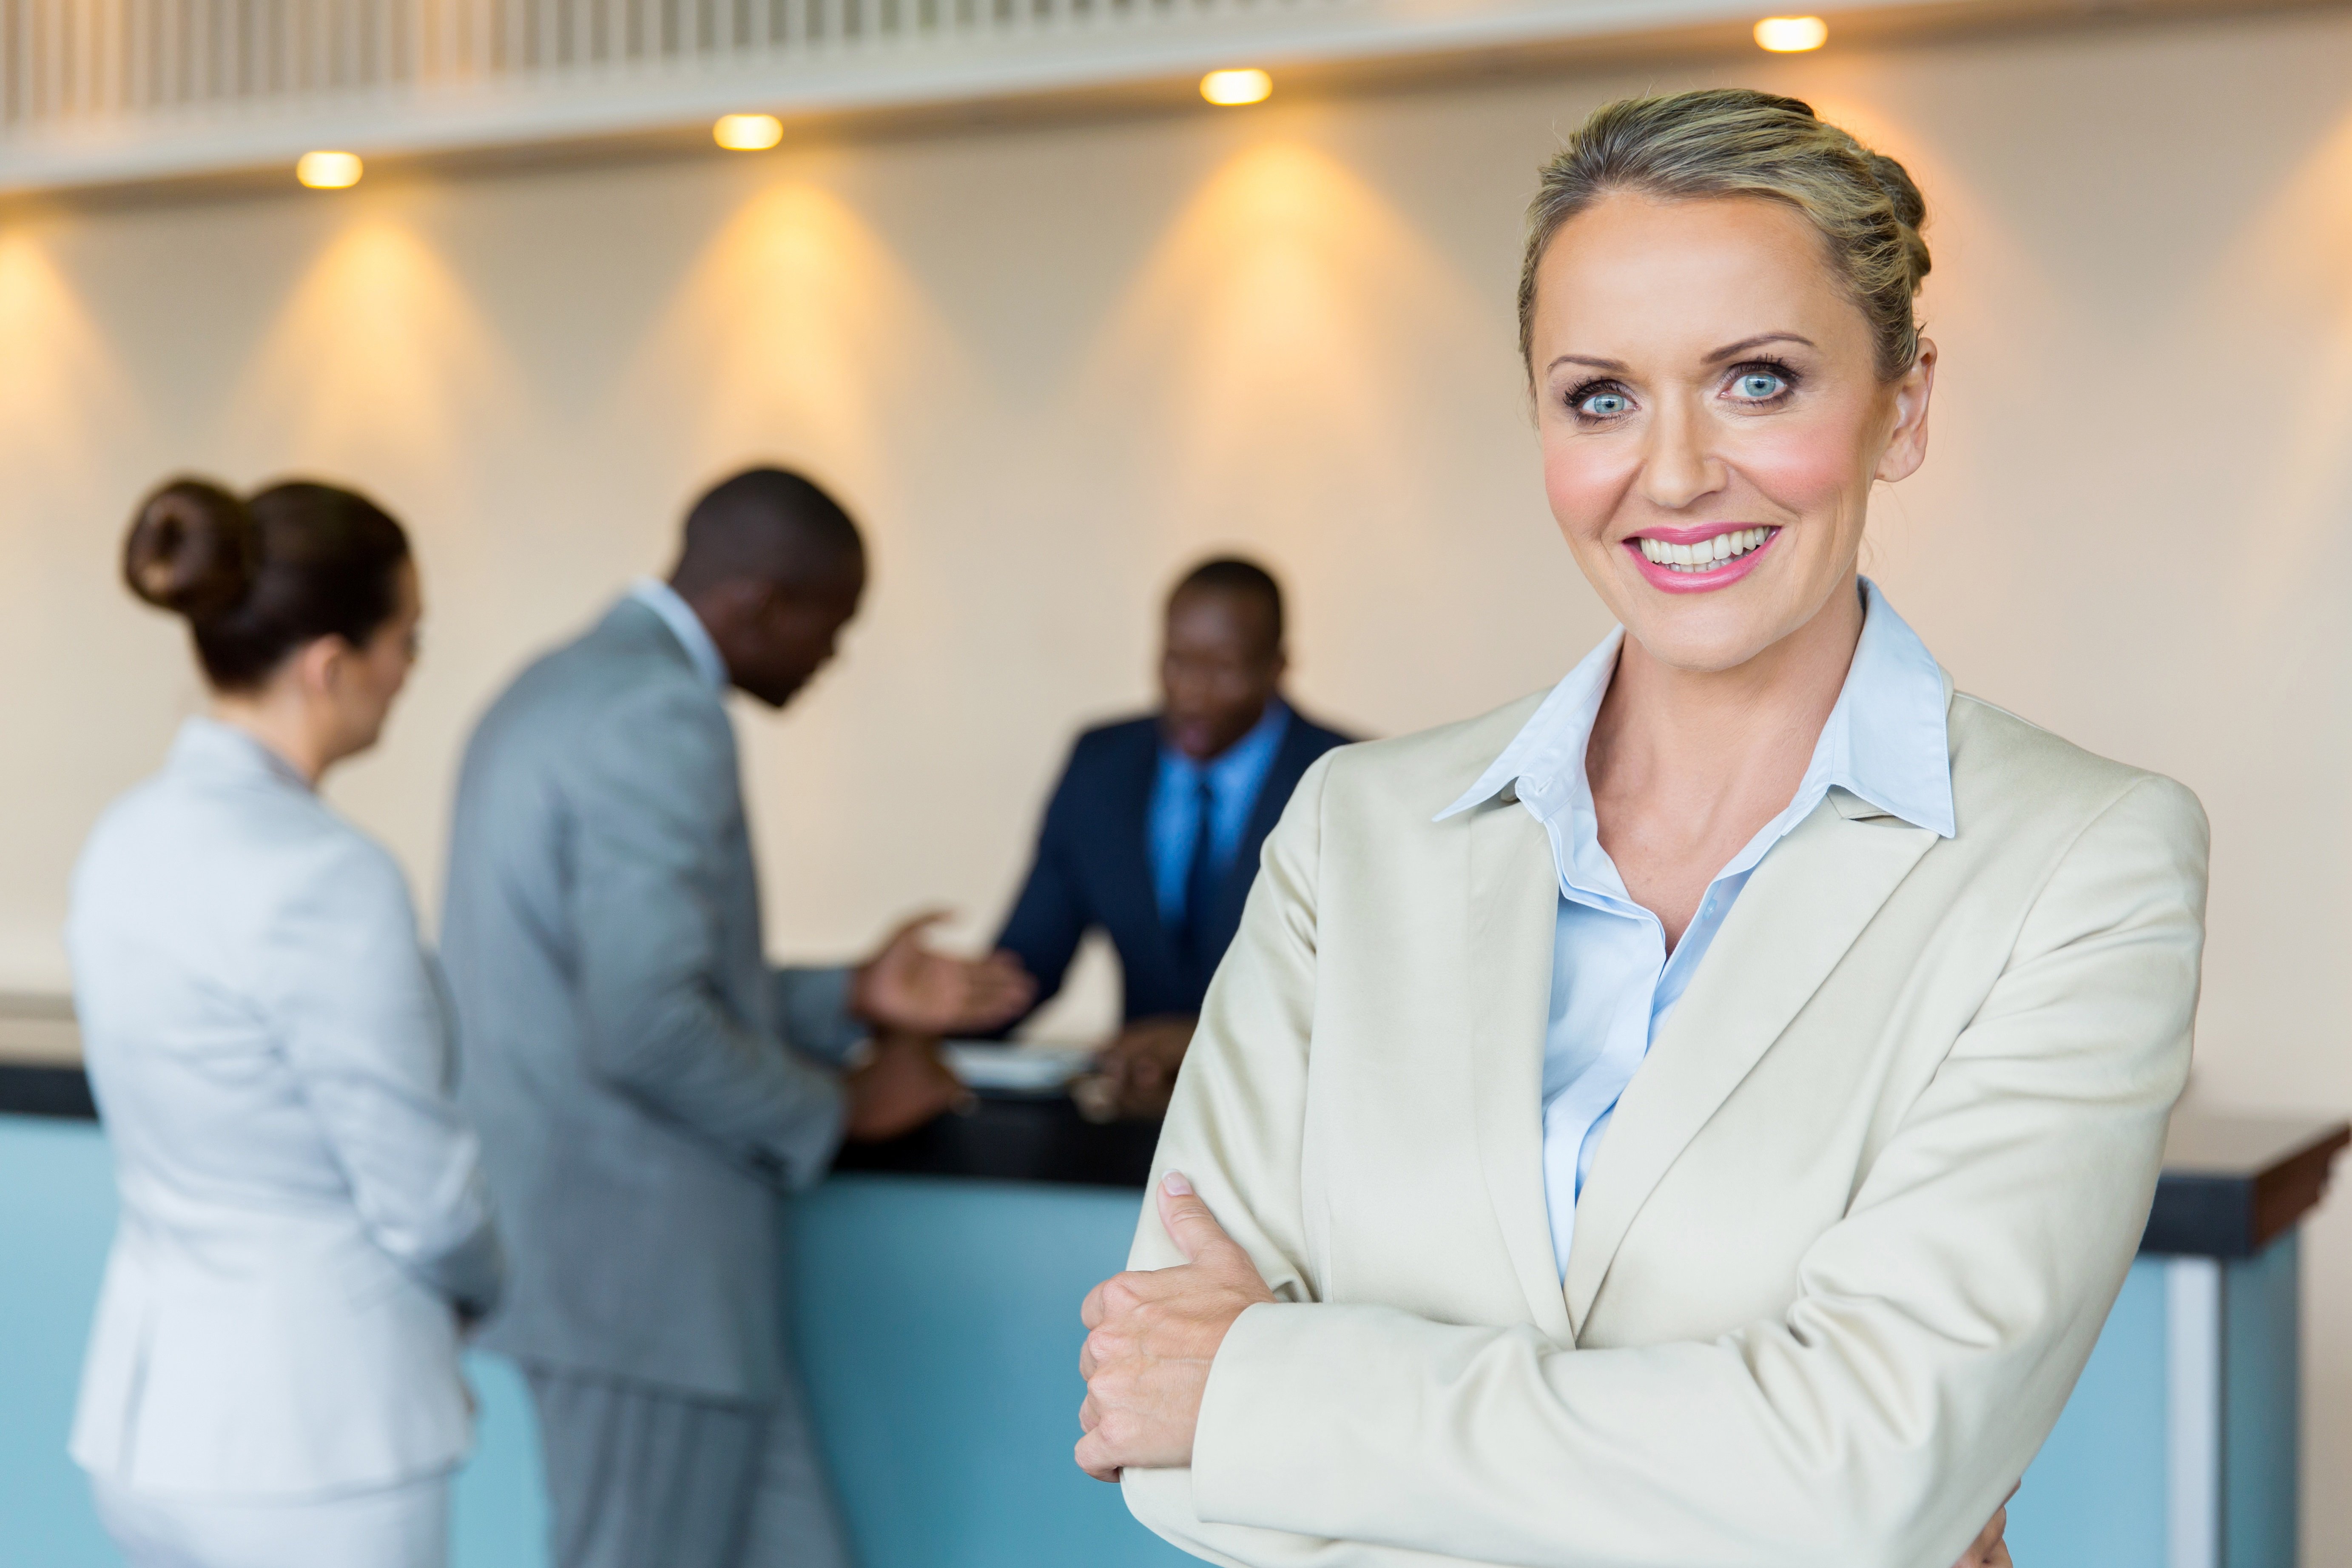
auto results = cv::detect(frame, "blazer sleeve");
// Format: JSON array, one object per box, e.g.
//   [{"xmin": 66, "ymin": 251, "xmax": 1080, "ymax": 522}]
[
  {"xmin": 989, "ymin": 744, "xmax": 1096, "ymax": 1022},
  {"xmin": 770, "ymin": 964, "xmax": 866, "ymax": 1067},
  {"xmin": 1128, "ymin": 774, "xmax": 2207, "ymax": 1568},
  {"xmin": 570, "ymin": 684, "xmax": 845, "ymax": 1189},
  {"xmin": 263, "ymin": 837, "xmax": 504, "ymax": 1316}
]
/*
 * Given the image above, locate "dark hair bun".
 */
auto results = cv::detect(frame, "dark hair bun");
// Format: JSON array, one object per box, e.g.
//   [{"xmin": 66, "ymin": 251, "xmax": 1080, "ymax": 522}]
[{"xmin": 123, "ymin": 478, "xmax": 257, "ymax": 623}]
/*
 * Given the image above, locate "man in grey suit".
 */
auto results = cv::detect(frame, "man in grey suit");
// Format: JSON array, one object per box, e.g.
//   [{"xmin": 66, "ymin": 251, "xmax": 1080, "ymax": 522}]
[{"xmin": 441, "ymin": 468, "xmax": 1031, "ymax": 1568}]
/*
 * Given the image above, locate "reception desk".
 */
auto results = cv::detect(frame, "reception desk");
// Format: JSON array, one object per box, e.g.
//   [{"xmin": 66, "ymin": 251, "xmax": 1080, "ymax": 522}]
[{"xmin": 0, "ymin": 1054, "xmax": 2341, "ymax": 1568}]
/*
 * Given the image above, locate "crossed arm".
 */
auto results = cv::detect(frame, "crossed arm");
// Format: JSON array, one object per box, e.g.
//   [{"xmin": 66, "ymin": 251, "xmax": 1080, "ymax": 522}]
[
  {"xmin": 1073, "ymin": 766, "xmax": 2201, "ymax": 1568},
  {"xmin": 1079, "ymin": 1174, "xmax": 2013, "ymax": 1568}
]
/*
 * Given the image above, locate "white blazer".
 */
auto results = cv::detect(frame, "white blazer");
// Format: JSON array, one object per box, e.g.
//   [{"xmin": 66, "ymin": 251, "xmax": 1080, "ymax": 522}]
[
  {"xmin": 67, "ymin": 719, "xmax": 501, "ymax": 1500},
  {"xmin": 1123, "ymin": 683, "xmax": 2207, "ymax": 1568}
]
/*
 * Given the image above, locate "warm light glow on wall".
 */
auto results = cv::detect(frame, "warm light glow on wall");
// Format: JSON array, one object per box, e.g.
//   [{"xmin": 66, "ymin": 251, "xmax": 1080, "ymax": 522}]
[
  {"xmin": 1083, "ymin": 141, "xmax": 1481, "ymax": 533},
  {"xmin": 229, "ymin": 219, "xmax": 520, "ymax": 474},
  {"xmin": 296, "ymin": 151, "xmax": 364, "ymax": 188},
  {"xmin": 1753, "ymin": 15, "xmax": 1829, "ymax": 51},
  {"xmin": 0, "ymin": 234, "xmax": 132, "ymax": 478},
  {"xmin": 626, "ymin": 182, "xmax": 948, "ymax": 493},
  {"xmin": 1200, "ymin": 69, "xmax": 1273, "ymax": 107},
  {"xmin": 714, "ymin": 114, "xmax": 785, "ymax": 151}
]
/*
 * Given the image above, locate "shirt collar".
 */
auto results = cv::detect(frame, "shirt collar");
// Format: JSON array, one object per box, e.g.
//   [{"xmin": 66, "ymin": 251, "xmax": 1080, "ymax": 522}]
[
  {"xmin": 1436, "ymin": 578, "xmax": 1954, "ymax": 839},
  {"xmin": 629, "ymin": 577, "xmax": 730, "ymax": 694},
  {"xmin": 168, "ymin": 715, "xmax": 314, "ymax": 794},
  {"xmin": 1163, "ymin": 696, "xmax": 1293, "ymax": 789}
]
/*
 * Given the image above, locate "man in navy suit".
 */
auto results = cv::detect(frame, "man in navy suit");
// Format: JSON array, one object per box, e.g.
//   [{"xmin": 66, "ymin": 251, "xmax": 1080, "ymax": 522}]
[{"xmin": 992, "ymin": 558, "xmax": 1353, "ymax": 1118}]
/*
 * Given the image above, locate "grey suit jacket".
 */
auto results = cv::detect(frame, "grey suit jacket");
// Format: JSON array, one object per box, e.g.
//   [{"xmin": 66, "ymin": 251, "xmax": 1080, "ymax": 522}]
[{"xmin": 442, "ymin": 596, "xmax": 863, "ymax": 1401}]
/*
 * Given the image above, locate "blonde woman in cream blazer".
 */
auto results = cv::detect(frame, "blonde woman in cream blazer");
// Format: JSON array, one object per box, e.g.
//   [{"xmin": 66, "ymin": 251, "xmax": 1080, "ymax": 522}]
[
  {"xmin": 69, "ymin": 477, "xmax": 498, "ymax": 1568},
  {"xmin": 1075, "ymin": 91, "xmax": 2205, "ymax": 1568}
]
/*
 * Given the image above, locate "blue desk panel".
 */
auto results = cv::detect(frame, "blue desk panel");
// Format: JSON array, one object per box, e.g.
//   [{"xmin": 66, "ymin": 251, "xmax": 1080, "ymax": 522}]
[{"xmin": 0, "ymin": 1114, "xmax": 2265, "ymax": 1565}]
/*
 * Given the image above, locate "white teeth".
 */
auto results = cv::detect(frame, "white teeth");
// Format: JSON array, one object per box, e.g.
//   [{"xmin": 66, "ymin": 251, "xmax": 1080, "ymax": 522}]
[{"xmin": 1636, "ymin": 527, "xmax": 1775, "ymax": 572}]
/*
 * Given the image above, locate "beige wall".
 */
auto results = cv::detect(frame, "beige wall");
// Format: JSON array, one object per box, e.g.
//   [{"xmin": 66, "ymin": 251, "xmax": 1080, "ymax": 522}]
[{"xmin": 5, "ymin": 6, "xmax": 2351, "ymax": 1553}]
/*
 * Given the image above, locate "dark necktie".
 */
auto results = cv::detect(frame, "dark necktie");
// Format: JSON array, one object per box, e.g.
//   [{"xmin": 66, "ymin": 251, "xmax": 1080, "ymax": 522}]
[{"xmin": 1178, "ymin": 774, "xmax": 1220, "ymax": 979}]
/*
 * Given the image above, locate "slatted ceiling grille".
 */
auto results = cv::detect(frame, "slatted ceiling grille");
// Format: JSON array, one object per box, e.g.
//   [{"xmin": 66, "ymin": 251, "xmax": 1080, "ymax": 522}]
[
  {"xmin": 0, "ymin": 0, "xmax": 1313, "ymax": 123},
  {"xmin": 8, "ymin": 0, "xmax": 1963, "ymax": 193}
]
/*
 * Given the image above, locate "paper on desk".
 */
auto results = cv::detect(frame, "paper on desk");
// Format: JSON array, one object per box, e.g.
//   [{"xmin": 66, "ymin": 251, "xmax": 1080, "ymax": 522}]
[{"xmin": 939, "ymin": 1041, "xmax": 1097, "ymax": 1093}]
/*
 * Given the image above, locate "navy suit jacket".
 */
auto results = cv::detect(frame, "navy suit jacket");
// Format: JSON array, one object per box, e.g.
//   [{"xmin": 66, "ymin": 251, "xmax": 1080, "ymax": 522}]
[{"xmin": 993, "ymin": 708, "xmax": 1354, "ymax": 1026}]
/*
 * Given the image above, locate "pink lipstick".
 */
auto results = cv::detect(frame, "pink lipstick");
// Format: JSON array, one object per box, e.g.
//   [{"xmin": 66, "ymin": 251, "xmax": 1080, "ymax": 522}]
[{"xmin": 1622, "ymin": 524, "xmax": 1780, "ymax": 594}]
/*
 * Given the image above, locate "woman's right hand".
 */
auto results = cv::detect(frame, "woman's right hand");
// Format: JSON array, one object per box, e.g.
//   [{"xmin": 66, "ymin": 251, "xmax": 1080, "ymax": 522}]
[{"xmin": 1951, "ymin": 1488, "xmax": 2016, "ymax": 1568}]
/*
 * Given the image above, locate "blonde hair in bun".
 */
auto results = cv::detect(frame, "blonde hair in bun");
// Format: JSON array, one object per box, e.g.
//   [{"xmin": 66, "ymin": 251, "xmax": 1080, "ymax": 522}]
[{"xmin": 1519, "ymin": 88, "xmax": 1931, "ymax": 382}]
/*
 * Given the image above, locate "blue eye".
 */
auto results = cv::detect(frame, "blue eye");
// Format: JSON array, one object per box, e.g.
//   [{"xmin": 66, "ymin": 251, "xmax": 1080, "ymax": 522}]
[
  {"xmin": 1577, "ymin": 390, "xmax": 1630, "ymax": 416},
  {"xmin": 1732, "ymin": 370, "xmax": 1786, "ymax": 400}
]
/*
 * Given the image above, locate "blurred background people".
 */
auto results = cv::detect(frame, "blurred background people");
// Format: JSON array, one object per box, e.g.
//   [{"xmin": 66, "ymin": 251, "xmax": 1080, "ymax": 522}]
[
  {"xmin": 440, "ymin": 467, "xmax": 1032, "ymax": 1568},
  {"xmin": 991, "ymin": 558, "xmax": 1352, "ymax": 1119},
  {"xmin": 67, "ymin": 478, "xmax": 501, "ymax": 1568}
]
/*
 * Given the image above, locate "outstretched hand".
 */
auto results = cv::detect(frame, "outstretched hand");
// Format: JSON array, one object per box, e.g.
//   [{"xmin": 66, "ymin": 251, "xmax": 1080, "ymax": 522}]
[
  {"xmin": 1075, "ymin": 1172, "xmax": 1276, "ymax": 1482},
  {"xmin": 850, "ymin": 912, "xmax": 1034, "ymax": 1037}
]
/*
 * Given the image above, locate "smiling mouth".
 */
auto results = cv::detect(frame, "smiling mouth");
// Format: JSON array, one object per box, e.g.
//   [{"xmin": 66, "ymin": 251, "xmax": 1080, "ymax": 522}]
[{"xmin": 1632, "ymin": 526, "xmax": 1777, "ymax": 573}]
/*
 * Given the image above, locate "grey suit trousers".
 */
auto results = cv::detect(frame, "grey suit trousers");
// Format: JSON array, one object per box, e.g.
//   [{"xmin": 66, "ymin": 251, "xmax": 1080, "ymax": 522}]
[{"xmin": 523, "ymin": 1365, "xmax": 853, "ymax": 1568}]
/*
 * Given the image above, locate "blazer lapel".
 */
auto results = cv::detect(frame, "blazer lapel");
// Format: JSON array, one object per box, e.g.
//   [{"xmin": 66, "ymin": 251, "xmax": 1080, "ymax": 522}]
[
  {"xmin": 1465, "ymin": 796, "xmax": 1578, "ymax": 1345},
  {"xmin": 1561, "ymin": 793, "xmax": 1939, "ymax": 1336}
]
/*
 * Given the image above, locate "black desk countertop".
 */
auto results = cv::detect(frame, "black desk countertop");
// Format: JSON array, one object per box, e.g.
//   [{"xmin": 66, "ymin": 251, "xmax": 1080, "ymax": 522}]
[
  {"xmin": 833, "ymin": 1090, "xmax": 1160, "ymax": 1190},
  {"xmin": 7, "ymin": 1061, "xmax": 2341, "ymax": 1260}
]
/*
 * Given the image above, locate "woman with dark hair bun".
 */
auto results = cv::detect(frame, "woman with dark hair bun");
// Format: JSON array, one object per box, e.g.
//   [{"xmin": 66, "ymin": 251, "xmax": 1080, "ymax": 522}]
[{"xmin": 67, "ymin": 476, "xmax": 501, "ymax": 1568}]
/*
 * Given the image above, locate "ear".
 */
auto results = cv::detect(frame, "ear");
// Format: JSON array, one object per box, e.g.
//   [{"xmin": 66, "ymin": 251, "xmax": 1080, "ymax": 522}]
[
  {"xmin": 673, "ymin": 581, "xmax": 751, "ymax": 669},
  {"xmin": 703, "ymin": 578, "xmax": 776, "ymax": 633},
  {"xmin": 1874, "ymin": 338, "xmax": 1937, "ymax": 485},
  {"xmin": 291, "ymin": 636, "xmax": 347, "ymax": 700}
]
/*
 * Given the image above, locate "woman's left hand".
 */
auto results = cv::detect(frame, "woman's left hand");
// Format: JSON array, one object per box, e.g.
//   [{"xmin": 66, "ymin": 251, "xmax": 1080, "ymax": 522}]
[{"xmin": 1076, "ymin": 1172, "xmax": 1276, "ymax": 1482}]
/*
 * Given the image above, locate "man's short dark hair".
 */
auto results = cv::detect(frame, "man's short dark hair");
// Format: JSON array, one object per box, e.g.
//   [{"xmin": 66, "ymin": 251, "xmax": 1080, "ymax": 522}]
[
  {"xmin": 1169, "ymin": 557, "xmax": 1284, "ymax": 655},
  {"xmin": 672, "ymin": 467, "xmax": 862, "ymax": 595}
]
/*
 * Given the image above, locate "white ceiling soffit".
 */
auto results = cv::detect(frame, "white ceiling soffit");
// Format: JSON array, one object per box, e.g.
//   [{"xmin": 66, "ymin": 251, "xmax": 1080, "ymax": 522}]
[{"xmin": 0, "ymin": 0, "xmax": 2235, "ymax": 194}]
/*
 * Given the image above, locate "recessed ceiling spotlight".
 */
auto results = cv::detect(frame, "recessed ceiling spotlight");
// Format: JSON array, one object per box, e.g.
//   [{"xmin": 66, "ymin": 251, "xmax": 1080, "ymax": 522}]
[
  {"xmin": 295, "ymin": 151, "xmax": 363, "ymax": 189},
  {"xmin": 1752, "ymin": 15, "xmax": 1829, "ymax": 51},
  {"xmin": 714, "ymin": 113, "xmax": 785, "ymax": 151},
  {"xmin": 1200, "ymin": 68, "xmax": 1273, "ymax": 107}
]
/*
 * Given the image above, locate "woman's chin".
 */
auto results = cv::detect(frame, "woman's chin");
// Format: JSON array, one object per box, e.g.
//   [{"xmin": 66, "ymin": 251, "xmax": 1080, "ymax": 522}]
[
  {"xmin": 1626, "ymin": 631, "xmax": 1780, "ymax": 677},
  {"xmin": 1615, "ymin": 597, "xmax": 1797, "ymax": 677},
  {"xmin": 1607, "ymin": 555, "xmax": 1859, "ymax": 679}
]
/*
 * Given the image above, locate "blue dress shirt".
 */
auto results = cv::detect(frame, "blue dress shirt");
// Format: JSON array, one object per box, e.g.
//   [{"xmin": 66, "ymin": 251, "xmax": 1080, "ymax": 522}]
[
  {"xmin": 1149, "ymin": 699, "xmax": 1294, "ymax": 928},
  {"xmin": 1437, "ymin": 580, "xmax": 1957, "ymax": 1279},
  {"xmin": 630, "ymin": 577, "xmax": 730, "ymax": 693}
]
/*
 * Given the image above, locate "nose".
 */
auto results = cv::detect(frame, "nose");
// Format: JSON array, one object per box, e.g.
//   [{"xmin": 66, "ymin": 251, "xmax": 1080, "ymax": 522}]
[
  {"xmin": 1638, "ymin": 396, "xmax": 1726, "ymax": 512},
  {"xmin": 1162, "ymin": 660, "xmax": 1202, "ymax": 711}
]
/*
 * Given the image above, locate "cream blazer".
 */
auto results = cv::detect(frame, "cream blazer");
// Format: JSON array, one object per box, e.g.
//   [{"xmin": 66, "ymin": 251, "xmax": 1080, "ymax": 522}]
[{"xmin": 1121, "ymin": 683, "xmax": 2207, "ymax": 1568}]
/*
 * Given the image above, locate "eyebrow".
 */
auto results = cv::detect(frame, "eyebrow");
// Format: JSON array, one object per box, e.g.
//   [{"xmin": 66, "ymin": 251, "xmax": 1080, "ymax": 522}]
[
  {"xmin": 1543, "ymin": 332, "xmax": 1817, "ymax": 377},
  {"xmin": 1704, "ymin": 332, "xmax": 1815, "ymax": 363}
]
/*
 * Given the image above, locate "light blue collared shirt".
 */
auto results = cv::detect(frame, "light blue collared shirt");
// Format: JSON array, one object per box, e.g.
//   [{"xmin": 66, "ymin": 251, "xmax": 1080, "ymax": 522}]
[
  {"xmin": 1436, "ymin": 580, "xmax": 1955, "ymax": 1279},
  {"xmin": 1149, "ymin": 698, "xmax": 1293, "ymax": 927},
  {"xmin": 629, "ymin": 577, "xmax": 730, "ymax": 694}
]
